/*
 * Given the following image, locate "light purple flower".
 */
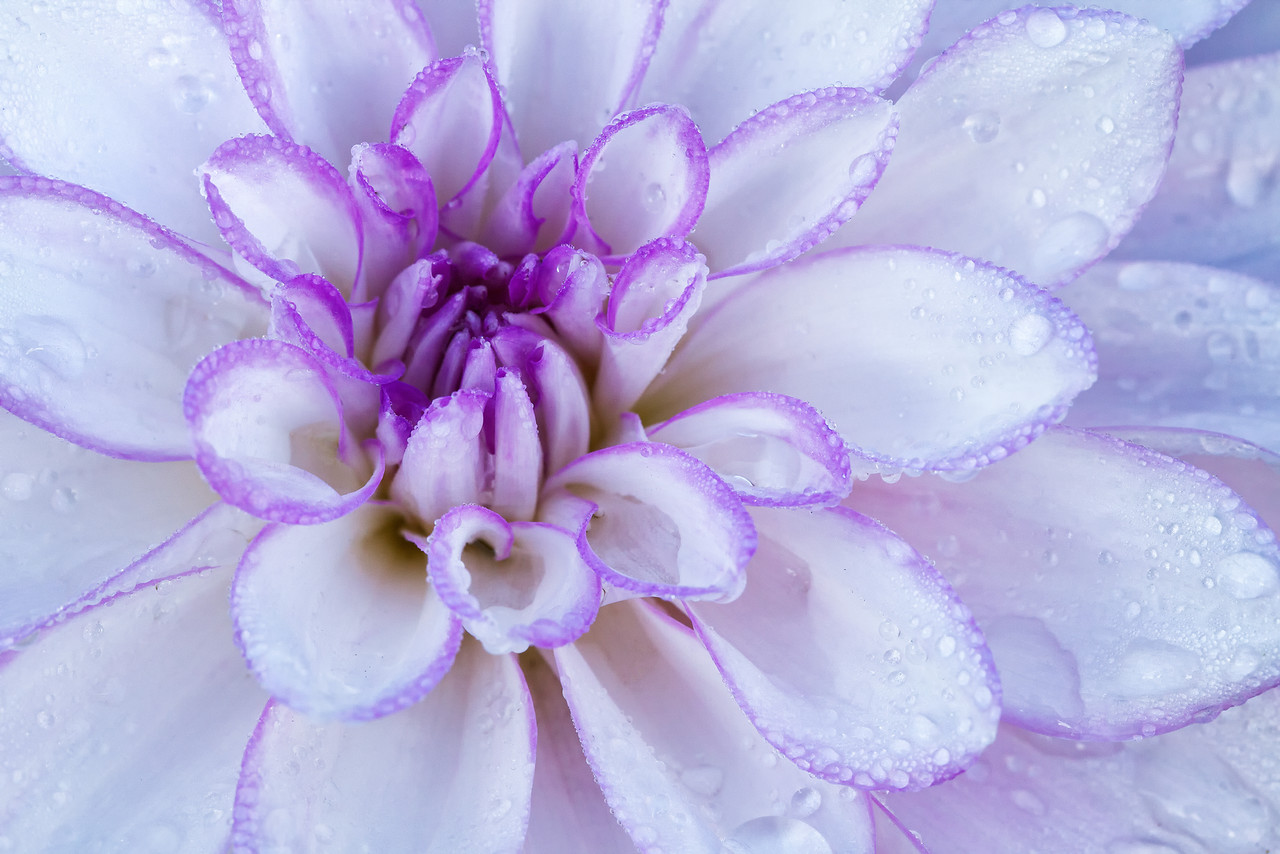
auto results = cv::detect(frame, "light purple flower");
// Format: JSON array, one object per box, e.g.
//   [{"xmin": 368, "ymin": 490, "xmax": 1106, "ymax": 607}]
[{"xmin": 0, "ymin": 1, "xmax": 1276, "ymax": 851}]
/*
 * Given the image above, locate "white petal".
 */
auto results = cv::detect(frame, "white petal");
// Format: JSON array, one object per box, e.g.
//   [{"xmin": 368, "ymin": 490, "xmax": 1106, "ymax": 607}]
[
  {"xmin": 223, "ymin": 0, "xmax": 435, "ymax": 167},
  {"xmin": 646, "ymin": 246, "xmax": 1096, "ymax": 471},
  {"xmin": 1059, "ymin": 261, "xmax": 1280, "ymax": 453},
  {"xmin": 231, "ymin": 640, "xmax": 535, "ymax": 853},
  {"xmin": 690, "ymin": 506, "xmax": 1001, "ymax": 791},
  {"xmin": 481, "ymin": 0, "xmax": 664, "ymax": 155},
  {"xmin": 831, "ymin": 7, "xmax": 1181, "ymax": 287},
  {"xmin": 555, "ymin": 599, "xmax": 876, "ymax": 853},
  {"xmin": 1185, "ymin": 0, "xmax": 1280, "ymax": 65},
  {"xmin": 1115, "ymin": 50, "xmax": 1280, "ymax": 279},
  {"xmin": 0, "ymin": 0, "xmax": 263, "ymax": 243},
  {"xmin": 232, "ymin": 502, "xmax": 461, "ymax": 720},
  {"xmin": 853, "ymin": 426, "xmax": 1280, "ymax": 739},
  {"xmin": 0, "ymin": 182, "xmax": 267, "ymax": 460},
  {"xmin": 390, "ymin": 388, "xmax": 491, "ymax": 526},
  {"xmin": 0, "ymin": 566, "xmax": 267, "ymax": 851},
  {"xmin": 639, "ymin": 0, "xmax": 931, "ymax": 143}
]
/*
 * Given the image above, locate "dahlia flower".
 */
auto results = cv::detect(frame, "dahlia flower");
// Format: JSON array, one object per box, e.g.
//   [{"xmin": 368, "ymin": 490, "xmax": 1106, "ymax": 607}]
[{"xmin": 0, "ymin": 0, "xmax": 1276, "ymax": 851}]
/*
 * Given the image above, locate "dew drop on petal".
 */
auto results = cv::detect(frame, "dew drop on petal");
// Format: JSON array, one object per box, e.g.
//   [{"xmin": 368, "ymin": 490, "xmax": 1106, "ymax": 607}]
[
  {"xmin": 1216, "ymin": 552, "xmax": 1280, "ymax": 600},
  {"xmin": 1031, "ymin": 212, "xmax": 1109, "ymax": 277},
  {"xmin": 1008, "ymin": 313, "xmax": 1055, "ymax": 356},
  {"xmin": 789, "ymin": 787, "xmax": 822, "ymax": 818},
  {"xmin": 1025, "ymin": 8, "xmax": 1068, "ymax": 48},
  {"xmin": 721, "ymin": 817, "xmax": 833, "ymax": 854},
  {"xmin": 962, "ymin": 110, "xmax": 1000, "ymax": 143}
]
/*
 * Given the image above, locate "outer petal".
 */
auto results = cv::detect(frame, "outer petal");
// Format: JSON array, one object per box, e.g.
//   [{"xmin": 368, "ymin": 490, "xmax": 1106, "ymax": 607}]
[
  {"xmin": 231, "ymin": 640, "xmax": 534, "ymax": 853},
  {"xmin": 646, "ymin": 246, "xmax": 1096, "ymax": 472},
  {"xmin": 638, "ymin": 0, "xmax": 931, "ymax": 143},
  {"xmin": 880, "ymin": 701, "xmax": 1280, "ymax": 854},
  {"xmin": 0, "ymin": 566, "xmax": 267, "ymax": 851},
  {"xmin": 555, "ymin": 599, "xmax": 877, "ymax": 853},
  {"xmin": 1059, "ymin": 261, "xmax": 1280, "ymax": 453},
  {"xmin": 1185, "ymin": 0, "xmax": 1280, "ymax": 64},
  {"xmin": 854, "ymin": 426, "xmax": 1280, "ymax": 739},
  {"xmin": 695, "ymin": 88, "xmax": 897, "ymax": 278},
  {"xmin": 691, "ymin": 506, "xmax": 1001, "ymax": 791},
  {"xmin": 0, "ymin": 409, "xmax": 218, "ymax": 642},
  {"xmin": 222, "ymin": 0, "xmax": 434, "ymax": 166},
  {"xmin": 0, "ymin": 0, "xmax": 263, "ymax": 244},
  {"xmin": 831, "ymin": 7, "xmax": 1182, "ymax": 287},
  {"xmin": 184, "ymin": 339, "xmax": 384, "ymax": 524},
  {"xmin": 543, "ymin": 442, "xmax": 755, "ymax": 602},
  {"xmin": 0, "ymin": 180, "xmax": 266, "ymax": 460},
  {"xmin": 480, "ymin": 0, "xmax": 664, "ymax": 155},
  {"xmin": 201, "ymin": 135, "xmax": 364, "ymax": 296},
  {"xmin": 1115, "ymin": 50, "xmax": 1280, "ymax": 279}
]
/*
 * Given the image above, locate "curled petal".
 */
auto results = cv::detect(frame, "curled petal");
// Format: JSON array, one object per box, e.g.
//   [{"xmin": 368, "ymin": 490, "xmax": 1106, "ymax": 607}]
[
  {"xmin": 697, "ymin": 88, "xmax": 898, "ymax": 278},
  {"xmin": 231, "ymin": 641, "xmax": 533, "ymax": 853},
  {"xmin": 530, "ymin": 245, "xmax": 610, "ymax": 369},
  {"xmin": 232, "ymin": 502, "xmax": 462, "ymax": 720},
  {"xmin": 571, "ymin": 105, "xmax": 709, "ymax": 258},
  {"xmin": 690, "ymin": 506, "xmax": 1002, "ymax": 791},
  {"xmin": 416, "ymin": 505, "xmax": 600, "ymax": 654},
  {"xmin": 481, "ymin": 141, "xmax": 579, "ymax": 257},
  {"xmin": 542, "ymin": 442, "xmax": 755, "ymax": 602},
  {"xmin": 184, "ymin": 339, "xmax": 383, "ymax": 524},
  {"xmin": 832, "ymin": 7, "xmax": 1182, "ymax": 287},
  {"xmin": 349, "ymin": 142, "xmax": 439, "ymax": 298},
  {"xmin": 647, "ymin": 246, "xmax": 1096, "ymax": 472},
  {"xmin": 855, "ymin": 426, "xmax": 1280, "ymax": 739},
  {"xmin": 648, "ymin": 392, "xmax": 852, "ymax": 507}
]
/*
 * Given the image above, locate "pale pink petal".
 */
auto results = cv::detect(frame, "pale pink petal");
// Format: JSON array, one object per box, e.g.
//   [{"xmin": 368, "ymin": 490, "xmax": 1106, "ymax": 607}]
[
  {"xmin": 231, "ymin": 640, "xmax": 534, "ymax": 853},
  {"xmin": 571, "ymin": 106, "xmax": 709, "ymax": 258},
  {"xmin": 0, "ymin": 0, "xmax": 263, "ymax": 244},
  {"xmin": 1115, "ymin": 50, "xmax": 1280, "ymax": 279},
  {"xmin": 831, "ymin": 7, "xmax": 1182, "ymax": 287},
  {"xmin": 1059, "ymin": 261, "xmax": 1280, "ymax": 453},
  {"xmin": 231, "ymin": 502, "xmax": 460, "ymax": 720},
  {"xmin": 390, "ymin": 388, "xmax": 491, "ymax": 526},
  {"xmin": 543, "ymin": 442, "xmax": 755, "ymax": 603},
  {"xmin": 184, "ymin": 339, "xmax": 384, "ymax": 523},
  {"xmin": 480, "ymin": 0, "xmax": 664, "ymax": 155},
  {"xmin": 0, "ymin": 566, "xmax": 267, "ymax": 850},
  {"xmin": 222, "ymin": 0, "xmax": 434, "ymax": 166},
  {"xmin": 647, "ymin": 393, "xmax": 852, "ymax": 507},
  {"xmin": 691, "ymin": 506, "xmax": 1001, "ymax": 791},
  {"xmin": 639, "ymin": 0, "xmax": 931, "ymax": 144},
  {"xmin": 0, "ymin": 180, "xmax": 266, "ymax": 460},
  {"xmin": 201, "ymin": 134, "xmax": 364, "ymax": 296},
  {"xmin": 415, "ymin": 505, "xmax": 600, "ymax": 654},
  {"xmin": 646, "ymin": 246, "xmax": 1096, "ymax": 472},
  {"xmin": 854, "ymin": 426, "xmax": 1280, "ymax": 739},
  {"xmin": 595, "ymin": 238, "xmax": 708, "ymax": 418},
  {"xmin": 696, "ymin": 88, "xmax": 897, "ymax": 278},
  {"xmin": 555, "ymin": 599, "xmax": 876, "ymax": 853}
]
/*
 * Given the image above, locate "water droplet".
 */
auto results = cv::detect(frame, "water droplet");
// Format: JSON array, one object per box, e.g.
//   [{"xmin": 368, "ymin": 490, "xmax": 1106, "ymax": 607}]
[
  {"xmin": 1028, "ymin": 187, "xmax": 1047, "ymax": 208},
  {"xmin": 722, "ymin": 817, "xmax": 833, "ymax": 854},
  {"xmin": 1026, "ymin": 8, "xmax": 1068, "ymax": 48},
  {"xmin": 1095, "ymin": 115, "xmax": 1115, "ymax": 135},
  {"xmin": 643, "ymin": 182, "xmax": 667, "ymax": 212},
  {"xmin": 1008, "ymin": 313, "xmax": 1055, "ymax": 356},
  {"xmin": 1011, "ymin": 788, "xmax": 1046, "ymax": 815},
  {"xmin": 962, "ymin": 110, "xmax": 1000, "ymax": 143},
  {"xmin": 680, "ymin": 764, "xmax": 724, "ymax": 797},
  {"xmin": 1, "ymin": 472, "xmax": 33, "ymax": 501},
  {"xmin": 1216, "ymin": 551, "xmax": 1279, "ymax": 600},
  {"xmin": 13, "ymin": 315, "xmax": 88, "ymax": 380},
  {"xmin": 789, "ymin": 787, "xmax": 822, "ymax": 818},
  {"xmin": 174, "ymin": 74, "xmax": 213, "ymax": 114},
  {"xmin": 1032, "ymin": 212, "xmax": 1109, "ymax": 278},
  {"xmin": 1110, "ymin": 640, "xmax": 1200, "ymax": 698}
]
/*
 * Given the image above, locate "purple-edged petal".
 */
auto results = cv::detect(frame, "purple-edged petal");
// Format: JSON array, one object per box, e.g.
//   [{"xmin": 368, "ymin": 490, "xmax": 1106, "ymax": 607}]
[
  {"xmin": 349, "ymin": 142, "xmax": 439, "ymax": 298},
  {"xmin": 231, "ymin": 640, "xmax": 533, "ymax": 853},
  {"xmin": 555, "ymin": 599, "xmax": 876, "ymax": 853},
  {"xmin": 854, "ymin": 426, "xmax": 1280, "ymax": 739},
  {"xmin": 880, "ymin": 703, "xmax": 1280, "ymax": 853},
  {"xmin": 595, "ymin": 238, "xmax": 707, "ymax": 418},
  {"xmin": 232, "ymin": 502, "xmax": 461, "ymax": 720},
  {"xmin": 0, "ymin": 0, "xmax": 263, "ymax": 244},
  {"xmin": 480, "ymin": 0, "xmax": 664, "ymax": 155},
  {"xmin": 571, "ymin": 105, "xmax": 709, "ymax": 258},
  {"xmin": 542, "ymin": 442, "xmax": 754, "ymax": 602},
  {"xmin": 201, "ymin": 134, "xmax": 364, "ymax": 295},
  {"xmin": 529, "ymin": 245, "xmax": 610, "ymax": 369},
  {"xmin": 417, "ymin": 505, "xmax": 600, "ymax": 654},
  {"xmin": 222, "ymin": 0, "xmax": 434, "ymax": 166},
  {"xmin": 0, "ymin": 180, "xmax": 266, "ymax": 460},
  {"xmin": 520, "ymin": 335, "xmax": 592, "ymax": 477},
  {"xmin": 184, "ymin": 338, "xmax": 383, "ymax": 524},
  {"xmin": 690, "ymin": 506, "xmax": 1001, "ymax": 791},
  {"xmin": 1186, "ymin": 0, "xmax": 1280, "ymax": 64},
  {"xmin": 0, "ymin": 566, "xmax": 266, "ymax": 849},
  {"xmin": 638, "ymin": 0, "xmax": 931, "ymax": 143},
  {"xmin": 695, "ymin": 88, "xmax": 897, "ymax": 278},
  {"xmin": 1115, "ymin": 50, "xmax": 1280, "ymax": 279},
  {"xmin": 1060, "ymin": 261, "xmax": 1280, "ymax": 453},
  {"xmin": 491, "ymin": 370, "xmax": 543, "ymax": 521},
  {"xmin": 481, "ymin": 141, "xmax": 578, "ymax": 257},
  {"xmin": 647, "ymin": 393, "xmax": 852, "ymax": 507},
  {"xmin": 390, "ymin": 388, "xmax": 491, "ymax": 526},
  {"xmin": 832, "ymin": 7, "xmax": 1181, "ymax": 287},
  {"xmin": 646, "ymin": 246, "xmax": 1096, "ymax": 472},
  {"xmin": 0, "ymin": 409, "xmax": 218, "ymax": 642}
]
